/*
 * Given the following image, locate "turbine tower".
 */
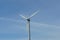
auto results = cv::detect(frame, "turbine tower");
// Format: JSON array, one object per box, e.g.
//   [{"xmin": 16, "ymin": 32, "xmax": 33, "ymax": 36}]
[{"xmin": 20, "ymin": 10, "xmax": 39, "ymax": 40}]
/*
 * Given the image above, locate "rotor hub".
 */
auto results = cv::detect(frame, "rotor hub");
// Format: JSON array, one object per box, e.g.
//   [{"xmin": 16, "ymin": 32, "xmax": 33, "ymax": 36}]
[{"xmin": 27, "ymin": 19, "xmax": 30, "ymax": 21}]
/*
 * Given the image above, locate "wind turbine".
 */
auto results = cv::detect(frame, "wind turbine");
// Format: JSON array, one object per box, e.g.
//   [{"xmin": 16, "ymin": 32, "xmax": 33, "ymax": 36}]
[{"xmin": 20, "ymin": 10, "xmax": 39, "ymax": 40}]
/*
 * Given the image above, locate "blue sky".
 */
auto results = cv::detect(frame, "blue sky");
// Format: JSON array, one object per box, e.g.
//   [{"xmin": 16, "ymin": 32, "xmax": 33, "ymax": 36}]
[{"xmin": 0, "ymin": 0, "xmax": 60, "ymax": 40}]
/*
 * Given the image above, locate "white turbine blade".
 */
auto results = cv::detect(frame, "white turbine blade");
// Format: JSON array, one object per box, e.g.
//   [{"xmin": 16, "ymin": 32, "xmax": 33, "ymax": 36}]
[
  {"xmin": 29, "ymin": 10, "xmax": 39, "ymax": 18},
  {"xmin": 20, "ymin": 15, "xmax": 27, "ymax": 19}
]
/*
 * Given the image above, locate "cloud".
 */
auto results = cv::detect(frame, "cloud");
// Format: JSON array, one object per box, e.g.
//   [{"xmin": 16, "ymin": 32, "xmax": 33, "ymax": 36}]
[
  {"xmin": 0, "ymin": 17, "xmax": 60, "ymax": 33},
  {"xmin": 0, "ymin": 17, "xmax": 60, "ymax": 28},
  {"xmin": 0, "ymin": 17, "xmax": 23, "ymax": 23},
  {"xmin": 0, "ymin": 17, "xmax": 60, "ymax": 40},
  {"xmin": 31, "ymin": 22, "xmax": 60, "ymax": 28}
]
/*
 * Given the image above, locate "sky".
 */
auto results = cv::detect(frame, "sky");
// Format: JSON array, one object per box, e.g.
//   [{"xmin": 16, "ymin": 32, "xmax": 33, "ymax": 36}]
[{"xmin": 0, "ymin": 0, "xmax": 60, "ymax": 40}]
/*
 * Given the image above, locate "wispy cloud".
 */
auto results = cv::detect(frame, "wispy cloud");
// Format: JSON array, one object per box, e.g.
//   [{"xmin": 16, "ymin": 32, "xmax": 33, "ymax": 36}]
[
  {"xmin": 31, "ymin": 22, "xmax": 60, "ymax": 29},
  {"xmin": 0, "ymin": 17, "xmax": 23, "ymax": 23},
  {"xmin": 0, "ymin": 17, "xmax": 60, "ymax": 28},
  {"xmin": 0, "ymin": 17, "xmax": 60, "ymax": 31},
  {"xmin": 0, "ymin": 17, "xmax": 60, "ymax": 40}
]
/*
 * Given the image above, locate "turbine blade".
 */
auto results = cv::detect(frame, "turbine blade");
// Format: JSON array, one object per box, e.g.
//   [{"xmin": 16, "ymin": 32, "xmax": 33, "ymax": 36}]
[
  {"xmin": 29, "ymin": 10, "xmax": 39, "ymax": 18},
  {"xmin": 20, "ymin": 15, "xmax": 27, "ymax": 19}
]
